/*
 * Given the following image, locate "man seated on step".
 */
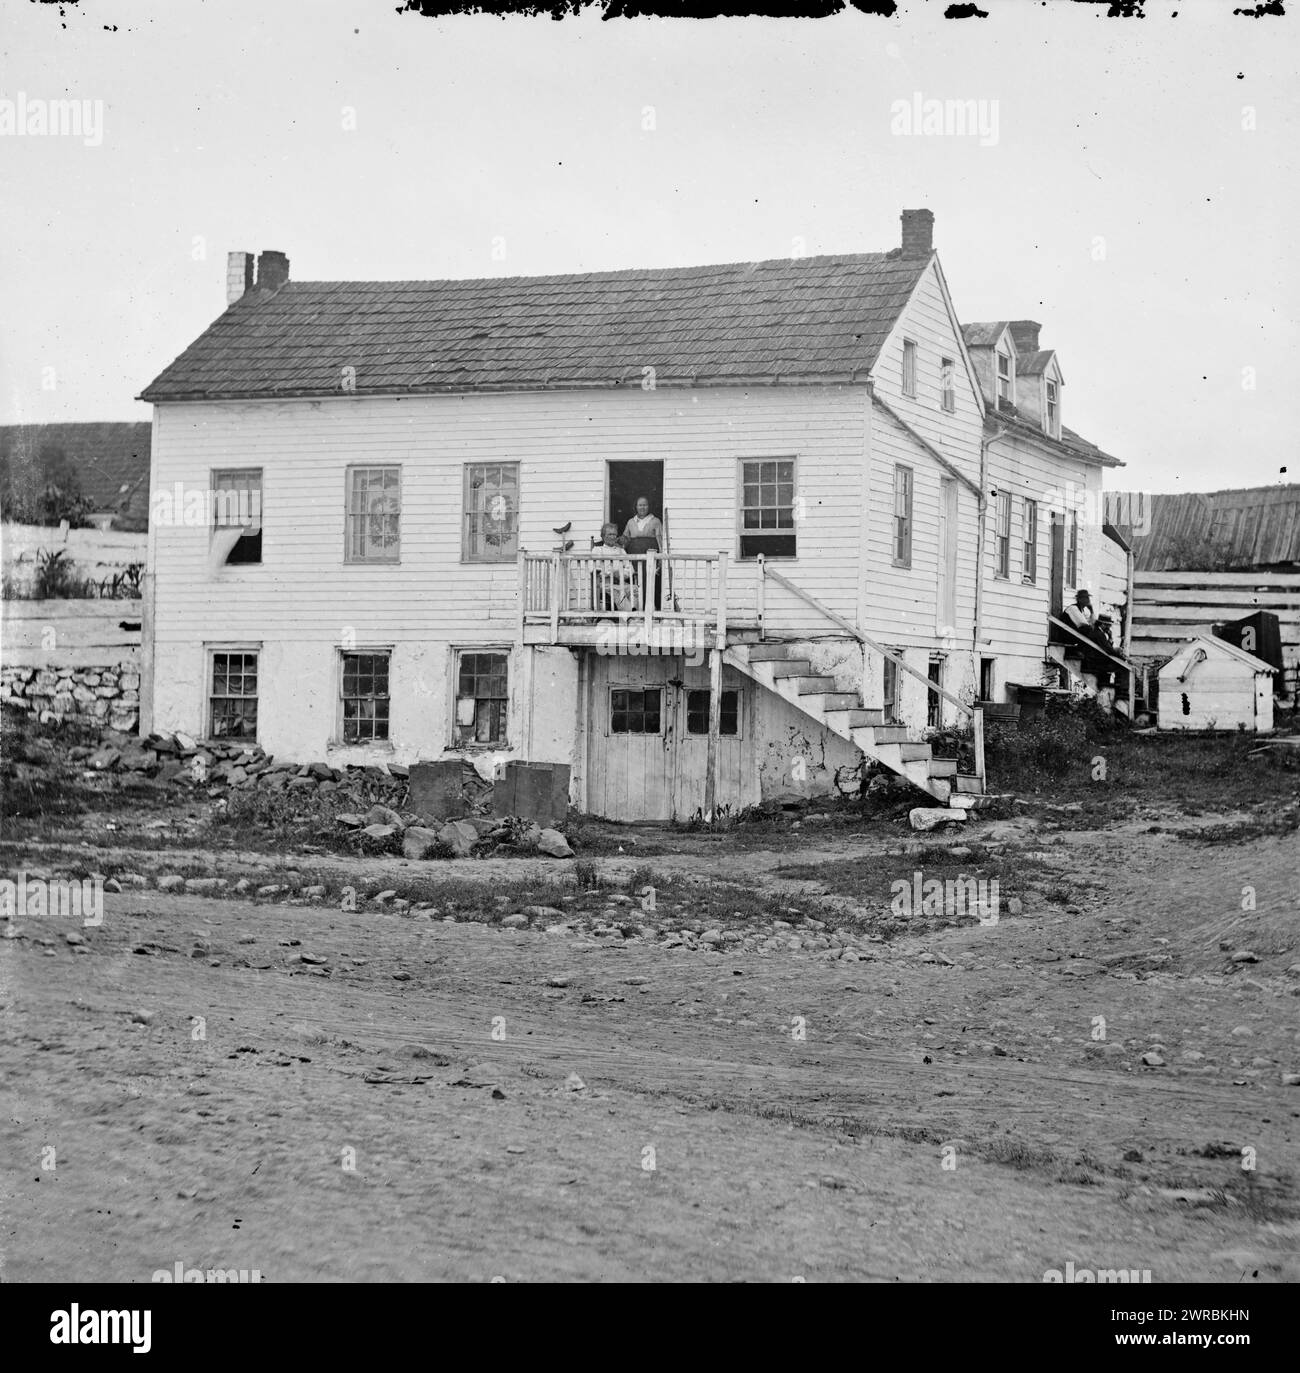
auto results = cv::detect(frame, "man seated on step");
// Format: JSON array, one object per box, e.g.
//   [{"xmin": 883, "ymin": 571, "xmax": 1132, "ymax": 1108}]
[{"xmin": 1061, "ymin": 589, "xmax": 1115, "ymax": 686}]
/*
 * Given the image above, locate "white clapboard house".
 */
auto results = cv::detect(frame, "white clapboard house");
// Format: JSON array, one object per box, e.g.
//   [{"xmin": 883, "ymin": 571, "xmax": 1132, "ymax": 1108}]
[{"xmin": 137, "ymin": 210, "xmax": 1124, "ymax": 821}]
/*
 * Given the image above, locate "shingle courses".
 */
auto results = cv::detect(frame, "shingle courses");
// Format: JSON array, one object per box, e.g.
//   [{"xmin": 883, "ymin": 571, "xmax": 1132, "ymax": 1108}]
[{"xmin": 140, "ymin": 252, "xmax": 929, "ymax": 401}]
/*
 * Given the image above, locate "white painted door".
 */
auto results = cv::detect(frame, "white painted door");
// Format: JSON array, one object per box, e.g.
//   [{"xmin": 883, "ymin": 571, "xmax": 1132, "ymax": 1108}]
[{"xmin": 670, "ymin": 662, "xmax": 749, "ymax": 821}]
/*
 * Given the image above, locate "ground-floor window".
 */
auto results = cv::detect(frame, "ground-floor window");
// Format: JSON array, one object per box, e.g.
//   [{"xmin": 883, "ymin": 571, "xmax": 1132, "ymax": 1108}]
[
  {"xmin": 209, "ymin": 650, "xmax": 258, "ymax": 740},
  {"xmin": 610, "ymin": 687, "xmax": 662, "ymax": 735},
  {"xmin": 340, "ymin": 651, "xmax": 390, "ymax": 743},
  {"xmin": 883, "ymin": 655, "xmax": 900, "ymax": 724},
  {"xmin": 454, "ymin": 650, "xmax": 509, "ymax": 746},
  {"xmin": 927, "ymin": 658, "xmax": 944, "ymax": 728},
  {"xmin": 685, "ymin": 688, "xmax": 739, "ymax": 736}
]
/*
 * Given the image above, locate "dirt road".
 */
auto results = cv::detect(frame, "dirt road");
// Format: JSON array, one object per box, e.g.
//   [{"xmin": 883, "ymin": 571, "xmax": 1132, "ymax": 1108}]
[{"xmin": 4, "ymin": 823, "xmax": 1297, "ymax": 1282}]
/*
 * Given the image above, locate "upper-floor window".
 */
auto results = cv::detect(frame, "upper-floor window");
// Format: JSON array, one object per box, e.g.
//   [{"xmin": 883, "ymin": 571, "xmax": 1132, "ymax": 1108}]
[
  {"xmin": 995, "ymin": 490, "xmax": 1012, "ymax": 578},
  {"xmin": 463, "ymin": 462, "xmax": 519, "ymax": 563},
  {"xmin": 1066, "ymin": 509, "xmax": 1079, "ymax": 587},
  {"xmin": 211, "ymin": 468, "xmax": 262, "ymax": 565},
  {"xmin": 340, "ymin": 651, "xmax": 390, "ymax": 743},
  {"xmin": 1022, "ymin": 498, "xmax": 1038, "ymax": 584},
  {"xmin": 892, "ymin": 464, "xmax": 913, "ymax": 568},
  {"xmin": 346, "ymin": 465, "xmax": 400, "ymax": 563},
  {"xmin": 1045, "ymin": 379, "xmax": 1059, "ymax": 436},
  {"xmin": 902, "ymin": 340, "xmax": 917, "ymax": 398},
  {"xmin": 739, "ymin": 458, "xmax": 796, "ymax": 559},
  {"xmin": 996, "ymin": 351, "xmax": 1013, "ymax": 405},
  {"xmin": 940, "ymin": 358, "xmax": 955, "ymax": 413}
]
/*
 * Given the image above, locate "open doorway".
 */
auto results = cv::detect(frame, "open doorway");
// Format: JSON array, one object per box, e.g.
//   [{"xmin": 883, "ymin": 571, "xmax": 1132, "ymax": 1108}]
[{"xmin": 607, "ymin": 460, "xmax": 664, "ymax": 545}]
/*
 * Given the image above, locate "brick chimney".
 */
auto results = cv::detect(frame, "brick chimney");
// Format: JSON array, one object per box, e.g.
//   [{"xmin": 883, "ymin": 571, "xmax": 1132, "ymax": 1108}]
[
  {"xmin": 256, "ymin": 250, "xmax": 290, "ymax": 292},
  {"xmin": 226, "ymin": 251, "xmax": 254, "ymax": 305},
  {"xmin": 900, "ymin": 208, "xmax": 934, "ymax": 259},
  {"xmin": 1009, "ymin": 320, "xmax": 1042, "ymax": 353}
]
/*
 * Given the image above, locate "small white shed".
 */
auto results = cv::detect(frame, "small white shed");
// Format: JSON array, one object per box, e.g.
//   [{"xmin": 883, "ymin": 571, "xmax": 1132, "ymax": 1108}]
[{"xmin": 1157, "ymin": 635, "xmax": 1275, "ymax": 732}]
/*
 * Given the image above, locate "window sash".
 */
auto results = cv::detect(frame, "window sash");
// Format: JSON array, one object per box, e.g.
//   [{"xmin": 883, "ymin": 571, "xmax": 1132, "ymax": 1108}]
[
  {"xmin": 685, "ymin": 689, "xmax": 739, "ymax": 736},
  {"xmin": 996, "ymin": 353, "xmax": 1011, "ymax": 402},
  {"xmin": 1022, "ymin": 500, "xmax": 1038, "ymax": 583},
  {"xmin": 739, "ymin": 459, "xmax": 796, "ymax": 559},
  {"xmin": 892, "ymin": 465, "xmax": 913, "ymax": 566},
  {"xmin": 209, "ymin": 651, "xmax": 258, "ymax": 740},
  {"xmin": 610, "ymin": 687, "xmax": 662, "ymax": 735},
  {"xmin": 882, "ymin": 657, "xmax": 899, "ymax": 724},
  {"xmin": 1066, "ymin": 512, "xmax": 1079, "ymax": 586},
  {"xmin": 463, "ymin": 462, "xmax": 520, "ymax": 562},
  {"xmin": 995, "ymin": 492, "xmax": 1011, "ymax": 577},
  {"xmin": 346, "ymin": 466, "xmax": 401, "ymax": 562},
  {"xmin": 940, "ymin": 359, "xmax": 955, "ymax": 412},
  {"xmin": 340, "ymin": 652, "xmax": 391, "ymax": 743},
  {"xmin": 902, "ymin": 341, "xmax": 917, "ymax": 397},
  {"xmin": 455, "ymin": 651, "xmax": 509, "ymax": 746}
]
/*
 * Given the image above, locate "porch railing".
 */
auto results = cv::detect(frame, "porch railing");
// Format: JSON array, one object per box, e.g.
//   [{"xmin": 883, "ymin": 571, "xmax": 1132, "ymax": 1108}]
[{"xmin": 521, "ymin": 550, "xmax": 752, "ymax": 641}]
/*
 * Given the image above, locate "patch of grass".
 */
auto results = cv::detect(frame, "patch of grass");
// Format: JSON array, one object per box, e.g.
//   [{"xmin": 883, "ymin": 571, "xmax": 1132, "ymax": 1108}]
[{"xmin": 1178, "ymin": 807, "xmax": 1300, "ymax": 846}]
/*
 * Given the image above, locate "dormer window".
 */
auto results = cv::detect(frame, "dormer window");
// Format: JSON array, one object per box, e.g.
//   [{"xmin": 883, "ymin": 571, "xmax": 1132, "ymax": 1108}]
[
  {"xmin": 1045, "ymin": 379, "xmax": 1059, "ymax": 436},
  {"xmin": 996, "ymin": 351, "xmax": 1013, "ymax": 405}
]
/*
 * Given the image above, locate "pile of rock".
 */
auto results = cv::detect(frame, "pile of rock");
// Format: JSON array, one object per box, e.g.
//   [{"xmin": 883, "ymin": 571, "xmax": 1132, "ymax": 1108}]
[
  {"xmin": 337, "ymin": 805, "xmax": 573, "ymax": 861},
  {"xmin": 1, "ymin": 664, "xmax": 140, "ymax": 733}
]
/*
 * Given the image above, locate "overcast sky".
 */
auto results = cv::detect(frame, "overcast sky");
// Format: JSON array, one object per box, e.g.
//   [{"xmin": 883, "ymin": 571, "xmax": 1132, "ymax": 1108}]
[{"xmin": 2, "ymin": 1, "xmax": 1295, "ymax": 493}]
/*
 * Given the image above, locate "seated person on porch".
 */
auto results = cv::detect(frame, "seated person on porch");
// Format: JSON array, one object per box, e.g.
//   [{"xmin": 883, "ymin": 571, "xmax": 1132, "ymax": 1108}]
[{"xmin": 591, "ymin": 522, "xmax": 636, "ymax": 613}]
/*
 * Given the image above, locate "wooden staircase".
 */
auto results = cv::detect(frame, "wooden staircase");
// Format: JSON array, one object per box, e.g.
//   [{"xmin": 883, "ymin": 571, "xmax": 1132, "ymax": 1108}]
[{"xmin": 724, "ymin": 643, "xmax": 984, "ymax": 806}]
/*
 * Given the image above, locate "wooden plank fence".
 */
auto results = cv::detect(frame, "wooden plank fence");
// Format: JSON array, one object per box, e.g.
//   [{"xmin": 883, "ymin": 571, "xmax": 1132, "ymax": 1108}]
[{"xmin": 1129, "ymin": 570, "xmax": 1300, "ymax": 693}]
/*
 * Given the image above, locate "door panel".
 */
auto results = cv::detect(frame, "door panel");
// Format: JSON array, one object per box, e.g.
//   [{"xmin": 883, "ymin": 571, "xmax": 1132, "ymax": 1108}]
[{"xmin": 671, "ymin": 663, "xmax": 749, "ymax": 820}]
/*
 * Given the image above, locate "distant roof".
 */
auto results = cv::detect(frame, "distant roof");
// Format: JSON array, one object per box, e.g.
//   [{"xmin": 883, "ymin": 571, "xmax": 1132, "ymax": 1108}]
[
  {"xmin": 1106, "ymin": 485, "xmax": 1300, "ymax": 570},
  {"xmin": 961, "ymin": 321, "xmax": 1010, "ymax": 348},
  {"xmin": 1016, "ymin": 349, "xmax": 1056, "ymax": 377},
  {"xmin": 140, "ymin": 252, "xmax": 934, "ymax": 402},
  {"xmin": 0, "ymin": 422, "xmax": 151, "ymax": 519},
  {"xmin": 983, "ymin": 410, "xmax": 1123, "ymax": 467}
]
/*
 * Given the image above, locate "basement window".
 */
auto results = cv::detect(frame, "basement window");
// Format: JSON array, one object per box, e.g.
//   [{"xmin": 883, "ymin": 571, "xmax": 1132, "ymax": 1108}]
[
  {"xmin": 882, "ymin": 655, "xmax": 900, "ymax": 725},
  {"xmin": 211, "ymin": 468, "xmax": 262, "ymax": 565},
  {"xmin": 454, "ymin": 651, "xmax": 509, "ymax": 747},
  {"xmin": 208, "ymin": 651, "xmax": 258, "ymax": 741},
  {"xmin": 927, "ymin": 658, "xmax": 944, "ymax": 729},
  {"xmin": 610, "ymin": 687, "xmax": 662, "ymax": 735},
  {"xmin": 739, "ymin": 458, "xmax": 796, "ymax": 560},
  {"xmin": 340, "ymin": 651, "xmax": 390, "ymax": 743},
  {"xmin": 685, "ymin": 689, "xmax": 739, "ymax": 736}
]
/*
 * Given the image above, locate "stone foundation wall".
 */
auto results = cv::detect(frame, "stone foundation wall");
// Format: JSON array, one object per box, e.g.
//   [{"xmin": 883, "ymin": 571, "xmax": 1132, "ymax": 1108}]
[{"xmin": 1, "ymin": 664, "xmax": 140, "ymax": 733}]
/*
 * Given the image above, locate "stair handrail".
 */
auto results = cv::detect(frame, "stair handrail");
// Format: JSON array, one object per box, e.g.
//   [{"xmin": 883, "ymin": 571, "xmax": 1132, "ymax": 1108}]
[
  {"xmin": 762, "ymin": 566, "xmax": 974, "ymax": 719},
  {"xmin": 1047, "ymin": 613, "xmax": 1132, "ymax": 672}
]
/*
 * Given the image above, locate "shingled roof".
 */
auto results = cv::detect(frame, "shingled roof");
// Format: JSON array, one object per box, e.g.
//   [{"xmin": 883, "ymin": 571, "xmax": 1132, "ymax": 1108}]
[
  {"xmin": 139, "ymin": 252, "xmax": 932, "ymax": 402},
  {"xmin": 1106, "ymin": 485, "xmax": 1300, "ymax": 571}
]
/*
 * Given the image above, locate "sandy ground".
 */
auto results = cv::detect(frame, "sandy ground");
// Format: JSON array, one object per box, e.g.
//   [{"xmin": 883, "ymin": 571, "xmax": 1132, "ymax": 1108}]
[{"xmin": 3, "ymin": 818, "xmax": 1297, "ymax": 1283}]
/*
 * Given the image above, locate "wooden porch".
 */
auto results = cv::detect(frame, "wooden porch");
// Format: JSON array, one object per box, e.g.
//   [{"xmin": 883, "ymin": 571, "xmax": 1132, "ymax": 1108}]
[{"xmin": 519, "ymin": 550, "xmax": 763, "ymax": 648}]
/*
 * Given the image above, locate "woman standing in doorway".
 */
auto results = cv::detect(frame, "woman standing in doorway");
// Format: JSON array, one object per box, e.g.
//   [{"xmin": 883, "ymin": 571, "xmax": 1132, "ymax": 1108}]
[{"xmin": 622, "ymin": 496, "xmax": 664, "ymax": 550}]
